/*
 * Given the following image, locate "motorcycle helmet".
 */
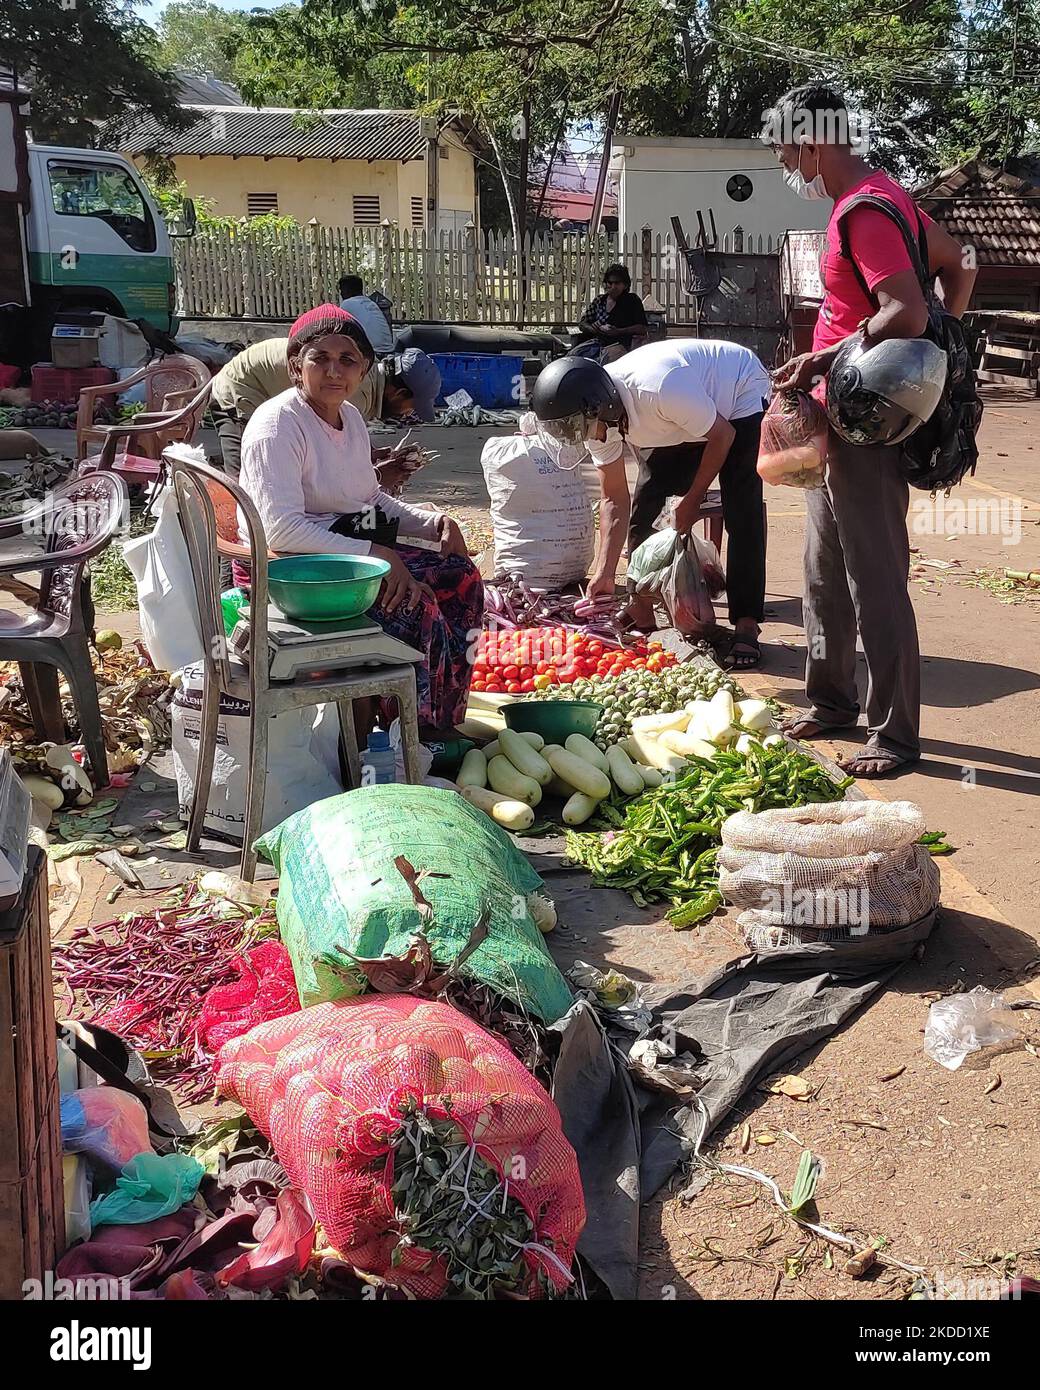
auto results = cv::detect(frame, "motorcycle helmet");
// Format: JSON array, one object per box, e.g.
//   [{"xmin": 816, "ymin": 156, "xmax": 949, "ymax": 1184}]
[
  {"xmin": 826, "ymin": 333, "xmax": 947, "ymax": 446},
  {"xmin": 530, "ymin": 357, "xmax": 625, "ymax": 446}
]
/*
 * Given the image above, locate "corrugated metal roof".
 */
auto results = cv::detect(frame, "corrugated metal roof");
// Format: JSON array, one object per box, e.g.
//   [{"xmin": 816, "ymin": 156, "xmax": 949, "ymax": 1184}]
[
  {"xmin": 119, "ymin": 106, "xmax": 429, "ymax": 161},
  {"xmin": 917, "ymin": 160, "xmax": 1040, "ymax": 268}
]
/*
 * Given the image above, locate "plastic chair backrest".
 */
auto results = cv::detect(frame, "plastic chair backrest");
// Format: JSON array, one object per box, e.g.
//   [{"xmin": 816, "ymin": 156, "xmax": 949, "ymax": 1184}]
[
  {"xmin": 143, "ymin": 355, "xmax": 209, "ymax": 414},
  {"xmin": 166, "ymin": 451, "xmax": 270, "ymax": 697},
  {"xmin": 38, "ymin": 473, "xmax": 129, "ymax": 616}
]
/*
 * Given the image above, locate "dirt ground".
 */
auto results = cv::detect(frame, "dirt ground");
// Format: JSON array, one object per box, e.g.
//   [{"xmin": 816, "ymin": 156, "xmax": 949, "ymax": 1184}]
[{"xmin": 30, "ymin": 387, "xmax": 1040, "ymax": 1300}]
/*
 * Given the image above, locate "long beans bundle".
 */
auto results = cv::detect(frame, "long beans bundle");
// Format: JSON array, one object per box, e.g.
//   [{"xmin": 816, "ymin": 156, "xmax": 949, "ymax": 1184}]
[{"xmin": 565, "ymin": 743, "xmax": 853, "ymax": 928}]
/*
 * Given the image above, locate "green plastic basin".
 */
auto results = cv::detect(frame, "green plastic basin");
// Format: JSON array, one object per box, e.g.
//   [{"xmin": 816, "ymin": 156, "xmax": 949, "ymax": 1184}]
[
  {"xmin": 503, "ymin": 699, "xmax": 603, "ymax": 743},
  {"xmin": 267, "ymin": 554, "xmax": 390, "ymax": 622}
]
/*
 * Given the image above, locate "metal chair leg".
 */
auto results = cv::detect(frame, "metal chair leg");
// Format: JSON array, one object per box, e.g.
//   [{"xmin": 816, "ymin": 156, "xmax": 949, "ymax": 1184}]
[
  {"xmin": 336, "ymin": 697, "xmax": 361, "ymax": 789},
  {"xmin": 394, "ymin": 671, "xmax": 423, "ymax": 784},
  {"xmin": 186, "ymin": 673, "xmax": 220, "ymax": 852},
  {"xmin": 240, "ymin": 697, "xmax": 269, "ymax": 882},
  {"xmin": 61, "ymin": 644, "xmax": 110, "ymax": 788}
]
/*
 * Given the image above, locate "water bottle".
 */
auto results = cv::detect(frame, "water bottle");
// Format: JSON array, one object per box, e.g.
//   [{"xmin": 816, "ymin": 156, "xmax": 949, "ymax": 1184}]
[{"xmin": 361, "ymin": 727, "xmax": 397, "ymax": 786}]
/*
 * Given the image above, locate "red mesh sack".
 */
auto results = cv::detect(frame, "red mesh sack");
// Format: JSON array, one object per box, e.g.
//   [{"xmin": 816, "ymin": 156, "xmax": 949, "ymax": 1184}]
[
  {"xmin": 757, "ymin": 390, "xmax": 828, "ymax": 488},
  {"xmin": 199, "ymin": 941, "xmax": 300, "ymax": 1053},
  {"xmin": 216, "ymin": 995, "xmax": 585, "ymax": 1298}
]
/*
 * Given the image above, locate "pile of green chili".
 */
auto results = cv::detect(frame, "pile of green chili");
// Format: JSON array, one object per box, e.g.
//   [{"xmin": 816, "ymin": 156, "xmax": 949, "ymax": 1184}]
[{"xmin": 565, "ymin": 743, "xmax": 853, "ymax": 928}]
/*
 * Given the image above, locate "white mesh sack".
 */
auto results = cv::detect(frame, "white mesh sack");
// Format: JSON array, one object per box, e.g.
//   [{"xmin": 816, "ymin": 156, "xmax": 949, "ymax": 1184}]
[
  {"xmin": 718, "ymin": 801, "xmax": 940, "ymax": 945},
  {"xmin": 721, "ymin": 800, "xmax": 926, "ymax": 858}
]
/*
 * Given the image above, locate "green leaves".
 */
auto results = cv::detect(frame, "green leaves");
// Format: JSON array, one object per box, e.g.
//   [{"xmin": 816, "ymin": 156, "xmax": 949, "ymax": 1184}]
[{"xmin": 788, "ymin": 1149, "xmax": 821, "ymax": 1217}]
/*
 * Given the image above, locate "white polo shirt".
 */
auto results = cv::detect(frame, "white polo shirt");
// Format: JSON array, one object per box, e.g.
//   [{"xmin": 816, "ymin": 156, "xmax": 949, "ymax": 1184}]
[{"xmin": 585, "ymin": 338, "xmax": 771, "ymax": 467}]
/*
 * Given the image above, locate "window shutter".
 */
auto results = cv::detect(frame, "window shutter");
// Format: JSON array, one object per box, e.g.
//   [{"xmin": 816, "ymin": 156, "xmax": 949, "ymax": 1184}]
[
  {"xmin": 352, "ymin": 194, "xmax": 381, "ymax": 226},
  {"xmin": 246, "ymin": 192, "xmax": 278, "ymax": 217}
]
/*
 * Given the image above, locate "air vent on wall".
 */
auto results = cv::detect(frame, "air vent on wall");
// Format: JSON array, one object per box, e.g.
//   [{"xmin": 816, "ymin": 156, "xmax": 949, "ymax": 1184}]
[
  {"xmin": 246, "ymin": 192, "xmax": 278, "ymax": 217},
  {"xmin": 726, "ymin": 174, "xmax": 753, "ymax": 203},
  {"xmin": 352, "ymin": 194, "xmax": 381, "ymax": 225}
]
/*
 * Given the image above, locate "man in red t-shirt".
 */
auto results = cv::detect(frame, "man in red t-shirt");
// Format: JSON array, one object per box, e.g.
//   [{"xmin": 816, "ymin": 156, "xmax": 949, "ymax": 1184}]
[{"xmin": 769, "ymin": 84, "xmax": 976, "ymax": 776}]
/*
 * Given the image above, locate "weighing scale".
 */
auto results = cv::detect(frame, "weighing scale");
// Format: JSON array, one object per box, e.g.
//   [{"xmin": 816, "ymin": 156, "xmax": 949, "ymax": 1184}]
[{"xmin": 229, "ymin": 606, "xmax": 423, "ymax": 682}]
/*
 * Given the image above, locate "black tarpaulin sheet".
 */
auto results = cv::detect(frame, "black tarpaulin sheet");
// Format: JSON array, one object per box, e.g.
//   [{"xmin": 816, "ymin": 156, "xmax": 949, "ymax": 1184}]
[{"xmin": 550, "ymin": 911, "xmax": 937, "ymax": 1299}]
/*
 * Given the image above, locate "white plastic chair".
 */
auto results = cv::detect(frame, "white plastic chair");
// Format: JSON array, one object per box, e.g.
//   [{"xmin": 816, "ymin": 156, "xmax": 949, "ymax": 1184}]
[{"xmin": 166, "ymin": 449, "xmax": 423, "ymax": 881}]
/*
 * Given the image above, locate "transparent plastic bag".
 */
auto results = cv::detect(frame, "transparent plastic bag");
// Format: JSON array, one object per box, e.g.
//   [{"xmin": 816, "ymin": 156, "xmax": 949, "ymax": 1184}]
[
  {"xmin": 89, "ymin": 1153, "xmax": 205, "ymax": 1229},
  {"xmin": 923, "ymin": 987, "xmax": 1019, "ymax": 1071},
  {"xmin": 60, "ymin": 1087, "xmax": 151, "ymax": 1171},
  {"xmin": 757, "ymin": 390, "xmax": 828, "ymax": 489},
  {"xmin": 628, "ymin": 528, "xmax": 724, "ymax": 636}
]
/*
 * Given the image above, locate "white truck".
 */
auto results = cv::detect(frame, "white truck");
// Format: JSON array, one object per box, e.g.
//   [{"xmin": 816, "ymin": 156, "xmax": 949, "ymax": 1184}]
[{"xmin": 0, "ymin": 87, "xmax": 195, "ymax": 365}]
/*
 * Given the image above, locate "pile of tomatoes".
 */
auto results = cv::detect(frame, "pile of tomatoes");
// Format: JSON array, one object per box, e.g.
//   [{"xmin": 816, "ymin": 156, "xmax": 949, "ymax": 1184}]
[{"xmin": 470, "ymin": 626, "xmax": 677, "ymax": 695}]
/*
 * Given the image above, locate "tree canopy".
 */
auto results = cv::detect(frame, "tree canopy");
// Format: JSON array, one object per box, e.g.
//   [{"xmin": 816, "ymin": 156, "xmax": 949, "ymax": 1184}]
[
  {"xmin": 222, "ymin": 0, "xmax": 1037, "ymax": 211},
  {"xmin": 153, "ymin": 0, "xmax": 249, "ymax": 85},
  {"xmin": 1, "ymin": 0, "xmax": 184, "ymax": 146}
]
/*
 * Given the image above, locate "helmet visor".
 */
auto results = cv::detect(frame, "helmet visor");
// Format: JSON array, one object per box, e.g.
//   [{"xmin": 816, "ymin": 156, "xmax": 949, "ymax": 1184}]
[{"xmin": 537, "ymin": 411, "xmax": 592, "ymax": 446}]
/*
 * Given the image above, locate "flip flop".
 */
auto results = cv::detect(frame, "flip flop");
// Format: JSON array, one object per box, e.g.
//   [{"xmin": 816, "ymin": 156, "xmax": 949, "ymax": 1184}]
[
  {"xmin": 838, "ymin": 749, "xmax": 919, "ymax": 778},
  {"xmin": 780, "ymin": 715, "xmax": 858, "ymax": 740},
  {"xmin": 723, "ymin": 635, "xmax": 762, "ymax": 671}
]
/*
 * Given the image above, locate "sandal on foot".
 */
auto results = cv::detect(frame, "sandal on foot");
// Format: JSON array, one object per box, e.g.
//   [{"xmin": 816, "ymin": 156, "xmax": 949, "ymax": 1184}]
[
  {"xmin": 780, "ymin": 715, "xmax": 858, "ymax": 740},
  {"xmin": 724, "ymin": 636, "xmax": 762, "ymax": 671},
  {"xmin": 838, "ymin": 749, "xmax": 919, "ymax": 779}
]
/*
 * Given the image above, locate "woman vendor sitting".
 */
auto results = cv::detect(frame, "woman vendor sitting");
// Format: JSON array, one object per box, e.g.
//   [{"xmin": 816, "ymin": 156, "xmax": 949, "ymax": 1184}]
[{"xmin": 238, "ymin": 304, "xmax": 483, "ymax": 734}]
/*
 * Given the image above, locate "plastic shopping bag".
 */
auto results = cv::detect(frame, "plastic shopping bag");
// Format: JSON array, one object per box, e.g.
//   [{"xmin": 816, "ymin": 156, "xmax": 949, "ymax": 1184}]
[
  {"xmin": 172, "ymin": 662, "xmax": 344, "ymax": 841},
  {"xmin": 757, "ymin": 391, "xmax": 828, "ymax": 489},
  {"xmin": 629, "ymin": 528, "xmax": 724, "ymax": 636},
  {"xmin": 122, "ymin": 486, "xmax": 206, "ymax": 671}
]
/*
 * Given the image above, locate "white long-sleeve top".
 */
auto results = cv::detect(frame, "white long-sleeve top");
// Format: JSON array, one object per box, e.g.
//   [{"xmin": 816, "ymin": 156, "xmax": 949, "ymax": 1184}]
[{"xmin": 238, "ymin": 387, "xmax": 442, "ymax": 556}]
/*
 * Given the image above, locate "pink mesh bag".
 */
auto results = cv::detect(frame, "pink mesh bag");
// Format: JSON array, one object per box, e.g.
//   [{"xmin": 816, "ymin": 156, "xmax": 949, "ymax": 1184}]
[{"xmin": 216, "ymin": 995, "xmax": 585, "ymax": 1297}]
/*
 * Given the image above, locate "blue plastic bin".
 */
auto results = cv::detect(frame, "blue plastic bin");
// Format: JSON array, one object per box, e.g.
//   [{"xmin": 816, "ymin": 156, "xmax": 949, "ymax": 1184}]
[{"xmin": 430, "ymin": 352, "xmax": 525, "ymax": 409}]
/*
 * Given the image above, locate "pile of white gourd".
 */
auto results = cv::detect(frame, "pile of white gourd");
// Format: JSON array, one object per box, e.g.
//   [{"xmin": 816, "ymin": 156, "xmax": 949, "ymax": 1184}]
[
  {"xmin": 621, "ymin": 690, "xmax": 784, "ymax": 774},
  {"xmin": 456, "ymin": 727, "xmax": 658, "ymax": 832},
  {"xmin": 455, "ymin": 693, "xmax": 785, "ymax": 833}
]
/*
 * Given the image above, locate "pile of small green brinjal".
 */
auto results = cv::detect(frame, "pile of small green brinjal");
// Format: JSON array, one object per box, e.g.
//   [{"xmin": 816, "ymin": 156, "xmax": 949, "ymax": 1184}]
[{"xmin": 565, "ymin": 741, "xmax": 853, "ymax": 929}]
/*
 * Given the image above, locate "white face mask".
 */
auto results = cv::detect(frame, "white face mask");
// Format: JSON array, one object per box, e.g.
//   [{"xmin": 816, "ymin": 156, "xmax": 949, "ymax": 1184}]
[{"xmin": 784, "ymin": 144, "xmax": 829, "ymax": 201}]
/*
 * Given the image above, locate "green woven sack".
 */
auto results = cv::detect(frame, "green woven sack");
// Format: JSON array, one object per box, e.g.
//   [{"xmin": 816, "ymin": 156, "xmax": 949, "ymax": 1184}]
[{"xmin": 255, "ymin": 784, "xmax": 573, "ymax": 1023}]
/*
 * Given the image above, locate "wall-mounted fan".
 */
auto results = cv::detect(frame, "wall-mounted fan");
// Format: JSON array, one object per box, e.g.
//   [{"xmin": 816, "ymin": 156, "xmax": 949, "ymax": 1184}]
[{"xmin": 726, "ymin": 174, "xmax": 754, "ymax": 203}]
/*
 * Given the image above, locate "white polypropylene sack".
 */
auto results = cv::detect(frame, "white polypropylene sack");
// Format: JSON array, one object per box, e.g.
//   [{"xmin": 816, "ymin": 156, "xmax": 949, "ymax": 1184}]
[
  {"xmin": 480, "ymin": 412, "xmax": 594, "ymax": 588},
  {"xmin": 121, "ymin": 486, "xmax": 206, "ymax": 673},
  {"xmin": 172, "ymin": 663, "xmax": 344, "ymax": 841}
]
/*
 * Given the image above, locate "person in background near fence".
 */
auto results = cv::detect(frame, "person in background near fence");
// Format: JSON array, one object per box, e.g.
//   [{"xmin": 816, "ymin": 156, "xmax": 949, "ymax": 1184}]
[
  {"xmin": 768, "ymin": 83, "xmax": 976, "ymax": 776},
  {"xmin": 531, "ymin": 340, "xmax": 770, "ymax": 669},
  {"xmin": 238, "ymin": 305, "xmax": 482, "ymax": 734},
  {"xmin": 570, "ymin": 264, "xmax": 649, "ymax": 365},
  {"xmin": 210, "ymin": 337, "xmax": 441, "ymax": 479},
  {"xmin": 338, "ymin": 274, "xmax": 395, "ymax": 356}
]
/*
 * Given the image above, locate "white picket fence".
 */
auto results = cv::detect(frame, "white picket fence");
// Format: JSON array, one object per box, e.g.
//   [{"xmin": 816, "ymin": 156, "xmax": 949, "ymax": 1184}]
[{"xmin": 174, "ymin": 225, "xmax": 778, "ymax": 325}]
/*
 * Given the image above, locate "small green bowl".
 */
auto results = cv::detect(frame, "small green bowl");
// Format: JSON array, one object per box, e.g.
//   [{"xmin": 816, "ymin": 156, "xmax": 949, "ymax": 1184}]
[
  {"xmin": 504, "ymin": 699, "xmax": 603, "ymax": 744},
  {"xmin": 267, "ymin": 554, "xmax": 391, "ymax": 622}
]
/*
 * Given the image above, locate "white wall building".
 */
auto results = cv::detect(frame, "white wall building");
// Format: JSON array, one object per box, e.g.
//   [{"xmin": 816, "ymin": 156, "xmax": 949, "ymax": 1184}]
[{"xmin": 614, "ymin": 136, "xmax": 830, "ymax": 247}]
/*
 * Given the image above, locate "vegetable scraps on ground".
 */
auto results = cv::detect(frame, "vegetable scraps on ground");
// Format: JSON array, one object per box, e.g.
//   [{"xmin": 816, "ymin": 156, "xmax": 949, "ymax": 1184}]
[{"xmin": 565, "ymin": 741, "xmax": 853, "ymax": 928}]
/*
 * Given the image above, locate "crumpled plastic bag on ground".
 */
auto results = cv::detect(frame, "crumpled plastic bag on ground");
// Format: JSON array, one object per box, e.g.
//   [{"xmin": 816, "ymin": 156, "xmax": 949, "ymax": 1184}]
[
  {"xmin": 60, "ymin": 1087, "xmax": 152, "ymax": 1171},
  {"xmin": 923, "ymin": 986, "xmax": 1019, "ymax": 1070},
  {"xmin": 89, "ymin": 1152, "xmax": 204, "ymax": 1229}
]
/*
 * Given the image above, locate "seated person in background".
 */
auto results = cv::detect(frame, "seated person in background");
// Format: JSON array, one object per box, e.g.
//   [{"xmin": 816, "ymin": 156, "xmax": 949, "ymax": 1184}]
[
  {"xmin": 238, "ymin": 305, "xmax": 482, "ymax": 735},
  {"xmin": 210, "ymin": 338, "xmax": 440, "ymax": 478},
  {"xmin": 338, "ymin": 273, "xmax": 395, "ymax": 356},
  {"xmin": 570, "ymin": 264, "xmax": 648, "ymax": 365}
]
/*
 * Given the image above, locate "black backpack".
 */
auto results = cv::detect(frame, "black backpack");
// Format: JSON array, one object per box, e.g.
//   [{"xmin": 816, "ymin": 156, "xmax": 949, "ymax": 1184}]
[{"xmin": 837, "ymin": 192, "xmax": 983, "ymax": 492}]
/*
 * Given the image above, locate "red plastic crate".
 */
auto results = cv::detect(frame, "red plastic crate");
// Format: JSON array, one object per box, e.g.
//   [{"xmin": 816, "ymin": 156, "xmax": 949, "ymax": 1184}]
[{"xmin": 30, "ymin": 363, "xmax": 115, "ymax": 405}]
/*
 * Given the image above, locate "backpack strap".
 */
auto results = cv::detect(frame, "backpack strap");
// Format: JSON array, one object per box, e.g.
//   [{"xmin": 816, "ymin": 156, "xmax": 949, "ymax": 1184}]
[{"xmin": 835, "ymin": 192, "xmax": 932, "ymax": 309}]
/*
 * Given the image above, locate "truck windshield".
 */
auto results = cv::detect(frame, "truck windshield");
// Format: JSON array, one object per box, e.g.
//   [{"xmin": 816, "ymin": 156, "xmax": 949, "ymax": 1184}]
[{"xmin": 47, "ymin": 161, "xmax": 157, "ymax": 253}]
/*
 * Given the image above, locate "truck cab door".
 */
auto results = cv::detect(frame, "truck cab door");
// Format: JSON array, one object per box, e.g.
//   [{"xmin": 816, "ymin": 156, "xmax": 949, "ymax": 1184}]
[{"xmin": 40, "ymin": 155, "xmax": 170, "ymax": 323}]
